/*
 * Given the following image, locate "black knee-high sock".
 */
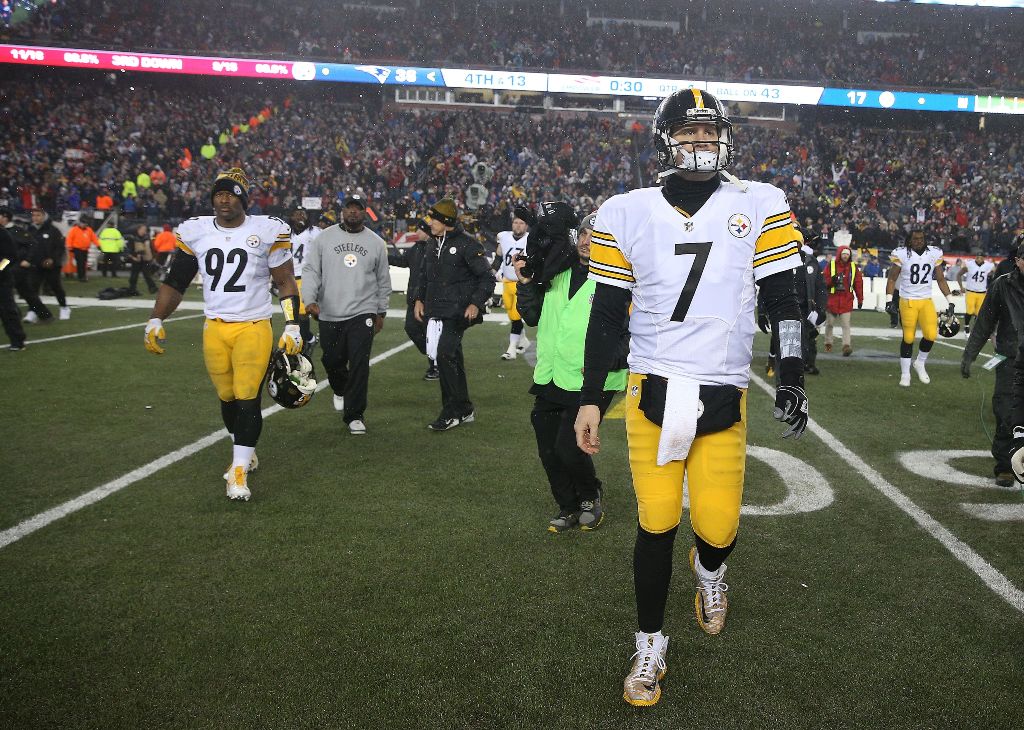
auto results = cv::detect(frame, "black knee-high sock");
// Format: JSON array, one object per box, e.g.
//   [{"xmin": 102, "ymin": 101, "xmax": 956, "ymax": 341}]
[
  {"xmin": 900, "ymin": 341, "xmax": 913, "ymax": 358},
  {"xmin": 919, "ymin": 338, "xmax": 934, "ymax": 353},
  {"xmin": 634, "ymin": 525, "xmax": 678, "ymax": 633},
  {"xmin": 233, "ymin": 398, "xmax": 263, "ymax": 447},
  {"xmin": 694, "ymin": 533, "xmax": 737, "ymax": 573},
  {"xmin": 964, "ymin": 314, "xmax": 972, "ymax": 328},
  {"xmin": 220, "ymin": 400, "xmax": 238, "ymax": 439},
  {"xmin": 511, "ymin": 320, "xmax": 524, "ymax": 335}
]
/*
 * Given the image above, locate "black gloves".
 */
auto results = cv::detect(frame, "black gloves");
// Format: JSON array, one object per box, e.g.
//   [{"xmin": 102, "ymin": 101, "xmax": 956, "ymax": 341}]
[
  {"xmin": 885, "ymin": 300, "xmax": 897, "ymax": 316},
  {"xmin": 773, "ymin": 385, "xmax": 809, "ymax": 439}
]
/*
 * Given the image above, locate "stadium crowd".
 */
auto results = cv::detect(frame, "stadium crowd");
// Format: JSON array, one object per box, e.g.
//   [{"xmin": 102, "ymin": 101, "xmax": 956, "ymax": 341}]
[
  {"xmin": 3, "ymin": 0, "xmax": 1022, "ymax": 93},
  {"xmin": 1, "ymin": 75, "xmax": 1021, "ymax": 256}
]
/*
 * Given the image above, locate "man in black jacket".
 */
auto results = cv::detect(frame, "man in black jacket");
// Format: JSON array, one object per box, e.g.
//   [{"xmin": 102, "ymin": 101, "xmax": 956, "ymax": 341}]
[
  {"xmin": 390, "ymin": 220, "xmax": 437, "ymax": 380},
  {"xmin": 0, "ymin": 212, "xmax": 27, "ymax": 350},
  {"xmin": 970, "ymin": 242, "xmax": 1024, "ymax": 486},
  {"xmin": 413, "ymin": 198, "xmax": 494, "ymax": 431},
  {"xmin": 26, "ymin": 207, "xmax": 69, "ymax": 321},
  {"xmin": 801, "ymin": 236, "xmax": 827, "ymax": 375}
]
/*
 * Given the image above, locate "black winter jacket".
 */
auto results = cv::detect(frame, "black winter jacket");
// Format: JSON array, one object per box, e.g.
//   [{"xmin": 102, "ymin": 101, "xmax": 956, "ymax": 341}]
[
  {"xmin": 27, "ymin": 217, "xmax": 64, "ymax": 266},
  {"xmin": 415, "ymin": 227, "xmax": 494, "ymax": 324},
  {"xmin": 965, "ymin": 269, "xmax": 1024, "ymax": 363}
]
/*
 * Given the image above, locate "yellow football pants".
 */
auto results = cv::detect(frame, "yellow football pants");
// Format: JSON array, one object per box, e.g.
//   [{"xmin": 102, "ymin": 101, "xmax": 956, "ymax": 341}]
[
  {"xmin": 203, "ymin": 318, "xmax": 273, "ymax": 401},
  {"xmin": 501, "ymin": 280, "xmax": 521, "ymax": 322},
  {"xmin": 899, "ymin": 298, "xmax": 938, "ymax": 343},
  {"xmin": 965, "ymin": 291, "xmax": 985, "ymax": 316},
  {"xmin": 625, "ymin": 373, "xmax": 747, "ymax": 547},
  {"xmin": 296, "ymin": 277, "xmax": 307, "ymax": 316}
]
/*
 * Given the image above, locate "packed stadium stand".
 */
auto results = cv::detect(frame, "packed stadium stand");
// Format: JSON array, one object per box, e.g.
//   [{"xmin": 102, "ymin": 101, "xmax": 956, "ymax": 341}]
[{"xmin": 3, "ymin": 0, "xmax": 1023, "ymax": 92}]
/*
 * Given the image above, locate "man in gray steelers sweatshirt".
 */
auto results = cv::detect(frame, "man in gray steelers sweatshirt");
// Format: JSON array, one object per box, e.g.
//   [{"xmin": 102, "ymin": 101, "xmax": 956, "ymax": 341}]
[{"xmin": 303, "ymin": 195, "xmax": 391, "ymax": 435}]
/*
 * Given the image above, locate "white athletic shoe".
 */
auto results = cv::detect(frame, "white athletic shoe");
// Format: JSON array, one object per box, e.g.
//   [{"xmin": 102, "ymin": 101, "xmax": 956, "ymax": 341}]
[
  {"xmin": 23, "ymin": 311, "xmax": 38, "ymax": 324},
  {"xmin": 913, "ymin": 361, "xmax": 930, "ymax": 384},
  {"xmin": 500, "ymin": 345, "xmax": 516, "ymax": 361},
  {"xmin": 623, "ymin": 632, "xmax": 669, "ymax": 707},
  {"xmin": 223, "ymin": 453, "xmax": 258, "ymax": 480},
  {"xmin": 349, "ymin": 419, "xmax": 367, "ymax": 435},
  {"xmin": 225, "ymin": 466, "xmax": 251, "ymax": 501},
  {"xmin": 59, "ymin": 306, "xmax": 71, "ymax": 320},
  {"xmin": 690, "ymin": 547, "xmax": 729, "ymax": 635},
  {"xmin": 899, "ymin": 373, "xmax": 911, "ymax": 387},
  {"xmin": 516, "ymin": 335, "xmax": 530, "ymax": 353},
  {"xmin": 333, "ymin": 395, "xmax": 345, "ymax": 412}
]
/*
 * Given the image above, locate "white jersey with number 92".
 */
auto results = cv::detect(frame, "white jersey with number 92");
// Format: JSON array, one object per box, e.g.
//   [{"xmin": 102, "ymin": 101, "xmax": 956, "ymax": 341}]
[{"xmin": 174, "ymin": 214, "xmax": 293, "ymax": 321}]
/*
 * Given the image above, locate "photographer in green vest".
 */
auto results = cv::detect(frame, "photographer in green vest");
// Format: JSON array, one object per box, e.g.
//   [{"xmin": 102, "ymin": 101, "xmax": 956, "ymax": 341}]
[{"xmin": 515, "ymin": 211, "xmax": 628, "ymax": 533}]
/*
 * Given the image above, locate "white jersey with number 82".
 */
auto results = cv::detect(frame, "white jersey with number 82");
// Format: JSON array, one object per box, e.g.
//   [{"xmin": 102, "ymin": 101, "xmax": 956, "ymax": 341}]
[{"xmin": 890, "ymin": 245, "xmax": 944, "ymax": 300}]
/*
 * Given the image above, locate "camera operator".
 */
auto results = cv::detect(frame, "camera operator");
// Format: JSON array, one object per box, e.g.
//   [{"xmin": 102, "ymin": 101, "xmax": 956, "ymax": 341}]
[
  {"xmin": 516, "ymin": 210, "xmax": 628, "ymax": 532},
  {"xmin": 413, "ymin": 198, "xmax": 495, "ymax": 432}
]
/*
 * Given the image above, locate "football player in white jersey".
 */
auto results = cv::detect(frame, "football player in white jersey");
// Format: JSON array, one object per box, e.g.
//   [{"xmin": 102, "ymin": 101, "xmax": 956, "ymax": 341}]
[
  {"xmin": 884, "ymin": 230, "xmax": 955, "ymax": 386},
  {"xmin": 494, "ymin": 214, "xmax": 531, "ymax": 359},
  {"xmin": 957, "ymin": 251, "xmax": 994, "ymax": 334},
  {"xmin": 144, "ymin": 168, "xmax": 303, "ymax": 501},
  {"xmin": 288, "ymin": 206, "xmax": 322, "ymax": 352},
  {"xmin": 572, "ymin": 89, "xmax": 809, "ymax": 707}
]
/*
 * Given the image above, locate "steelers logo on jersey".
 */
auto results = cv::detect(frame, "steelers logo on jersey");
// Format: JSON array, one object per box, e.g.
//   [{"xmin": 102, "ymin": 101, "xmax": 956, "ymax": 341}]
[
  {"xmin": 728, "ymin": 213, "xmax": 752, "ymax": 238},
  {"xmin": 245, "ymin": 235, "xmax": 260, "ymax": 249},
  {"xmin": 344, "ymin": 254, "xmax": 358, "ymax": 268}
]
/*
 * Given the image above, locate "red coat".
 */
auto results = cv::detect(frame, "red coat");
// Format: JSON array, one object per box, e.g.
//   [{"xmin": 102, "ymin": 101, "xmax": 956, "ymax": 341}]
[{"xmin": 824, "ymin": 246, "xmax": 864, "ymax": 315}]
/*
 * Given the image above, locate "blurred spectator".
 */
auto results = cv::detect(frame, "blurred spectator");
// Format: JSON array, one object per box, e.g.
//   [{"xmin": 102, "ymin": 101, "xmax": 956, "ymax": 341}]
[
  {"xmin": 65, "ymin": 217, "xmax": 99, "ymax": 282},
  {"xmin": 125, "ymin": 223, "xmax": 158, "ymax": 295},
  {"xmin": 98, "ymin": 224, "xmax": 126, "ymax": 278},
  {"xmin": 823, "ymin": 246, "xmax": 863, "ymax": 357}
]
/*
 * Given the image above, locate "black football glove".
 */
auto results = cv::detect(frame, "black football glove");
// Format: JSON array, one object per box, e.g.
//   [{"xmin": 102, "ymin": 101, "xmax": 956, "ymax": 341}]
[
  {"xmin": 1011, "ymin": 428, "xmax": 1024, "ymax": 485},
  {"xmin": 757, "ymin": 311, "xmax": 770, "ymax": 334},
  {"xmin": 946, "ymin": 302, "xmax": 956, "ymax": 317},
  {"xmin": 884, "ymin": 300, "xmax": 897, "ymax": 316},
  {"xmin": 773, "ymin": 385, "xmax": 808, "ymax": 439}
]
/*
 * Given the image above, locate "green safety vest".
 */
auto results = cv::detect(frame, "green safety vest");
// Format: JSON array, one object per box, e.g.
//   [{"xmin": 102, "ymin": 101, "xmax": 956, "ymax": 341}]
[
  {"xmin": 533, "ymin": 267, "xmax": 627, "ymax": 393},
  {"xmin": 99, "ymin": 228, "xmax": 126, "ymax": 253}
]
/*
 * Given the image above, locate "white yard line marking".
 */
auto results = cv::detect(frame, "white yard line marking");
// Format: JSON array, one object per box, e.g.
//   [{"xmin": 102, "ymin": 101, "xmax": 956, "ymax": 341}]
[
  {"xmin": 0, "ymin": 340, "xmax": 415, "ymax": 550},
  {"xmin": 749, "ymin": 372, "xmax": 1024, "ymax": 612},
  {"xmin": 4, "ymin": 314, "xmax": 206, "ymax": 349}
]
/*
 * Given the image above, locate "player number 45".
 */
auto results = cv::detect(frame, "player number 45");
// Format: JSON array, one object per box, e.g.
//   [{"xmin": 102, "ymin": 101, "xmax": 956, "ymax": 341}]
[{"xmin": 671, "ymin": 242, "xmax": 712, "ymax": 322}]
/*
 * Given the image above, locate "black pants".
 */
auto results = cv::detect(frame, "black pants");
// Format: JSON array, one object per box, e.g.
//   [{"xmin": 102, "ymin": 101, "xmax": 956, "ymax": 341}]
[
  {"xmin": 993, "ymin": 358, "xmax": 1013, "ymax": 475},
  {"xmin": 128, "ymin": 260, "xmax": 158, "ymax": 294},
  {"xmin": 531, "ymin": 391, "xmax": 615, "ymax": 511},
  {"xmin": 72, "ymin": 249, "xmax": 89, "ymax": 281},
  {"xmin": 99, "ymin": 252, "xmax": 120, "ymax": 276},
  {"xmin": 32, "ymin": 267, "xmax": 66, "ymax": 310},
  {"xmin": 436, "ymin": 321, "xmax": 471, "ymax": 419},
  {"xmin": 0, "ymin": 273, "xmax": 26, "ymax": 347},
  {"xmin": 404, "ymin": 303, "xmax": 426, "ymax": 355},
  {"xmin": 14, "ymin": 267, "xmax": 51, "ymax": 319},
  {"xmin": 890, "ymin": 290, "xmax": 901, "ymax": 327},
  {"xmin": 803, "ymin": 318, "xmax": 818, "ymax": 367},
  {"xmin": 319, "ymin": 315, "xmax": 376, "ymax": 423}
]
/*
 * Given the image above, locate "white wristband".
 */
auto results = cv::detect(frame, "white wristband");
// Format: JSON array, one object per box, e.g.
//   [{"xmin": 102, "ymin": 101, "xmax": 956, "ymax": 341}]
[{"xmin": 885, "ymin": 294, "xmax": 893, "ymax": 304}]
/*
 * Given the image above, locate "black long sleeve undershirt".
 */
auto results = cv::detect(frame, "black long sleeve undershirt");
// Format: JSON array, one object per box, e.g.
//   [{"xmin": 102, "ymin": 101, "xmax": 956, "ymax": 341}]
[{"xmin": 580, "ymin": 268, "xmax": 803, "ymax": 406}]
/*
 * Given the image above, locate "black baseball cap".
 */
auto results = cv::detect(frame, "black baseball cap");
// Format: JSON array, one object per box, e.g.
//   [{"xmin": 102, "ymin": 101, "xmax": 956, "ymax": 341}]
[{"xmin": 344, "ymin": 195, "xmax": 366, "ymax": 209}]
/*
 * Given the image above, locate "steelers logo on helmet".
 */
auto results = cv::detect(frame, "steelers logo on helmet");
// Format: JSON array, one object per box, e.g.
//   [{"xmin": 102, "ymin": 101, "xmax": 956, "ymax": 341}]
[
  {"xmin": 266, "ymin": 350, "xmax": 317, "ymax": 409},
  {"xmin": 938, "ymin": 310, "xmax": 961, "ymax": 338},
  {"xmin": 653, "ymin": 88, "xmax": 734, "ymax": 174}
]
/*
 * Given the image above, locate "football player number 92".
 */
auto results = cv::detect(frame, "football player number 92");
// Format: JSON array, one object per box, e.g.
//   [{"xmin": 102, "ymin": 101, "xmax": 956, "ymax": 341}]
[{"xmin": 205, "ymin": 248, "xmax": 248, "ymax": 292}]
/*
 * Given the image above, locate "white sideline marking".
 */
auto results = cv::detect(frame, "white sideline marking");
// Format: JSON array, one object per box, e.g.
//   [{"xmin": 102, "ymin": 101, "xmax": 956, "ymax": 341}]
[
  {"xmin": 897, "ymin": 450, "xmax": 1012, "ymax": 491},
  {"xmin": 961, "ymin": 504, "xmax": 1024, "ymax": 521},
  {"xmin": 3, "ymin": 314, "xmax": 205, "ymax": 349},
  {"xmin": 748, "ymin": 372, "xmax": 1024, "ymax": 613},
  {"xmin": 0, "ymin": 340, "xmax": 415, "ymax": 550}
]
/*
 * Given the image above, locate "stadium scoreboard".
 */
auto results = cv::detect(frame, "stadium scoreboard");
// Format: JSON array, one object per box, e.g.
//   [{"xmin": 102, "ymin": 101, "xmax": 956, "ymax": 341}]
[{"xmin": 3, "ymin": 43, "xmax": 1021, "ymax": 115}]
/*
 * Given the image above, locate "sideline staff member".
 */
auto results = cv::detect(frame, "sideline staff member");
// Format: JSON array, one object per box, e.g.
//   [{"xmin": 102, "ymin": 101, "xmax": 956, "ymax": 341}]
[
  {"xmin": 516, "ymin": 211, "xmax": 626, "ymax": 532},
  {"xmin": 303, "ymin": 195, "xmax": 391, "ymax": 435},
  {"xmin": 413, "ymin": 198, "xmax": 494, "ymax": 431}
]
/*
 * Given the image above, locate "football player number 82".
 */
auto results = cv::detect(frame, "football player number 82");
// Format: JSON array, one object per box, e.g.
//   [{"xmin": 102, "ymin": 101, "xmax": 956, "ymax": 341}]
[
  {"xmin": 205, "ymin": 248, "xmax": 248, "ymax": 292},
  {"xmin": 671, "ymin": 242, "xmax": 712, "ymax": 322}
]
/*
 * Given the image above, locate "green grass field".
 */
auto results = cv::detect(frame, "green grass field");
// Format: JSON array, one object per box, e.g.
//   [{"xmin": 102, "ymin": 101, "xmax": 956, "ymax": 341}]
[{"xmin": 1, "ymin": 282, "xmax": 1022, "ymax": 729}]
